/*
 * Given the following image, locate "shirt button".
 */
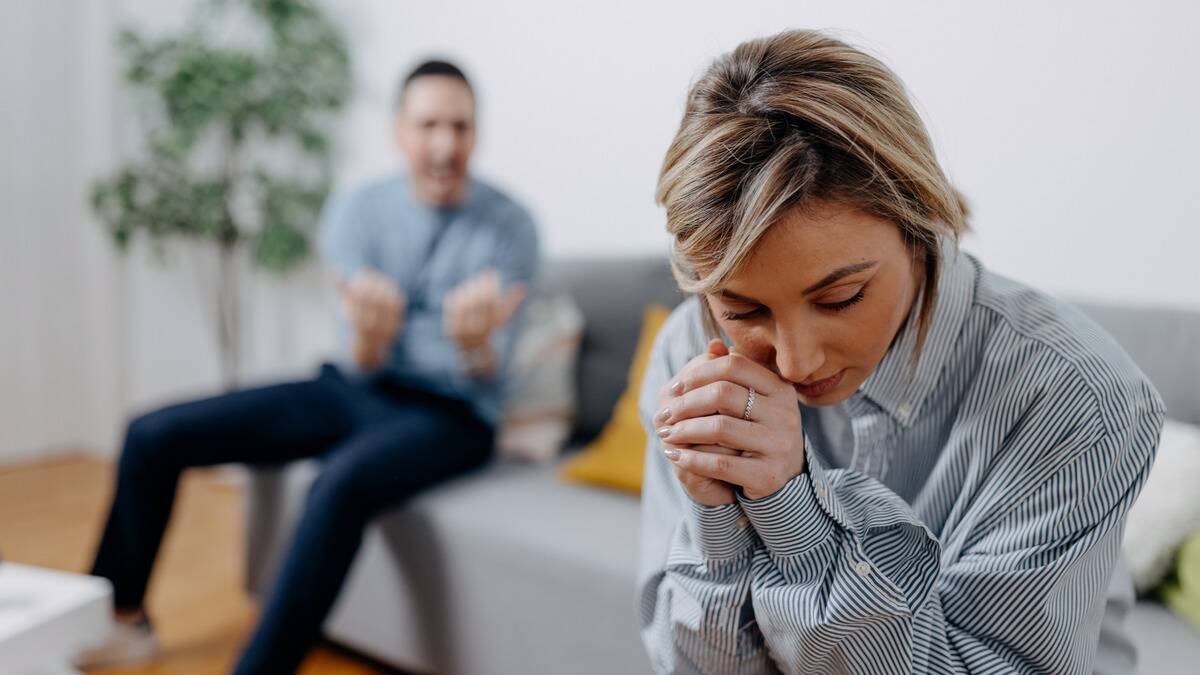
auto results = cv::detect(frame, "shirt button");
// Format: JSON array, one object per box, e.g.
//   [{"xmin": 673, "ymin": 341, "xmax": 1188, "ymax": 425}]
[
  {"xmin": 855, "ymin": 561, "xmax": 872, "ymax": 577},
  {"xmin": 897, "ymin": 402, "xmax": 913, "ymax": 418},
  {"xmin": 814, "ymin": 482, "xmax": 826, "ymax": 498},
  {"xmin": 734, "ymin": 516, "xmax": 749, "ymax": 530}
]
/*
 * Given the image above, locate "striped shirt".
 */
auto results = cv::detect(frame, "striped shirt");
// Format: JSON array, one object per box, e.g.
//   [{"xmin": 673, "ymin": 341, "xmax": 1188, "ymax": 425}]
[{"xmin": 637, "ymin": 245, "xmax": 1164, "ymax": 674}]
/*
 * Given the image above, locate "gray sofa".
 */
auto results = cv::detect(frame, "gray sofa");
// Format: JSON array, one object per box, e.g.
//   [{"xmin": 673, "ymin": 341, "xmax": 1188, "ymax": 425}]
[{"xmin": 245, "ymin": 257, "xmax": 1200, "ymax": 674}]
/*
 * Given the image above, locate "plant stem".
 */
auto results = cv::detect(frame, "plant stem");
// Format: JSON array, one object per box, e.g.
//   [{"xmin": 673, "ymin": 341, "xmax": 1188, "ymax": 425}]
[
  {"xmin": 216, "ymin": 242, "xmax": 239, "ymax": 389},
  {"xmin": 215, "ymin": 127, "xmax": 241, "ymax": 389}
]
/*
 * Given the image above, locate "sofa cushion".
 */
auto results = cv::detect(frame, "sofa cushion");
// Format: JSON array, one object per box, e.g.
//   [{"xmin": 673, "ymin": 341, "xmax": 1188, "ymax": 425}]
[
  {"xmin": 246, "ymin": 455, "xmax": 653, "ymax": 675},
  {"xmin": 1076, "ymin": 302, "xmax": 1200, "ymax": 425},
  {"xmin": 541, "ymin": 258, "xmax": 683, "ymax": 442},
  {"xmin": 401, "ymin": 458, "xmax": 643, "ymax": 579},
  {"xmin": 1125, "ymin": 601, "xmax": 1200, "ymax": 673}
]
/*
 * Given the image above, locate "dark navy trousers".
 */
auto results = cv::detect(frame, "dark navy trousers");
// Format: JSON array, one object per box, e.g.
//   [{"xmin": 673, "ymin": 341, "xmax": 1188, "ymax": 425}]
[{"xmin": 90, "ymin": 364, "xmax": 493, "ymax": 674}]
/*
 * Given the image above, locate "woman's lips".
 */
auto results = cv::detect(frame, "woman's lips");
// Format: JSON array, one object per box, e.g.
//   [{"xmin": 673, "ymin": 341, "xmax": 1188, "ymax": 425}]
[{"xmin": 795, "ymin": 369, "xmax": 844, "ymax": 398}]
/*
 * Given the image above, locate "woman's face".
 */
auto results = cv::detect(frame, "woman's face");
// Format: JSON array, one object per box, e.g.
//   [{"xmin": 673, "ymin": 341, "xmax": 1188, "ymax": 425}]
[{"xmin": 706, "ymin": 200, "xmax": 923, "ymax": 406}]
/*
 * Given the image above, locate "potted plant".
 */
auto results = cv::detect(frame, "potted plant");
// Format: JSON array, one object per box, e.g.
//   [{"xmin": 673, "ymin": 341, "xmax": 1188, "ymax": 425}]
[{"xmin": 91, "ymin": 0, "xmax": 351, "ymax": 386}]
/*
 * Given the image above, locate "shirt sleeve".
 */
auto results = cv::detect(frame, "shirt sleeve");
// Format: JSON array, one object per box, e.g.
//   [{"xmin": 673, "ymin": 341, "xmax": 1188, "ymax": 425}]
[
  {"xmin": 733, "ymin": 391, "xmax": 1162, "ymax": 674},
  {"xmin": 455, "ymin": 203, "xmax": 541, "ymax": 383},
  {"xmin": 318, "ymin": 190, "xmax": 372, "ymax": 281},
  {"xmin": 636, "ymin": 307, "xmax": 779, "ymax": 675},
  {"xmin": 317, "ymin": 190, "xmax": 372, "ymax": 365}
]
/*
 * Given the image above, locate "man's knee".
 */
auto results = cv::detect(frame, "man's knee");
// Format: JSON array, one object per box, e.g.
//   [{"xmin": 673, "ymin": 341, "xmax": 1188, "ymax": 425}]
[
  {"xmin": 304, "ymin": 463, "xmax": 381, "ymax": 522},
  {"xmin": 120, "ymin": 407, "xmax": 187, "ymax": 472}
]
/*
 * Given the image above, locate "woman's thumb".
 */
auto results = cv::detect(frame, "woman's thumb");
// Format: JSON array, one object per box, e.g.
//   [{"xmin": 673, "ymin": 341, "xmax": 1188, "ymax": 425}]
[{"xmin": 706, "ymin": 338, "xmax": 729, "ymax": 357}]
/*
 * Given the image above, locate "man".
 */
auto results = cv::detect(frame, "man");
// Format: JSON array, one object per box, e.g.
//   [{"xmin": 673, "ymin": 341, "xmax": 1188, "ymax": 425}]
[{"xmin": 77, "ymin": 60, "xmax": 539, "ymax": 673}]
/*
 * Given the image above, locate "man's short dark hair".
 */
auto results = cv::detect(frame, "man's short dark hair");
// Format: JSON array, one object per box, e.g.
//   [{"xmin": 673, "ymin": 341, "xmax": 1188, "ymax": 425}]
[{"xmin": 396, "ymin": 59, "xmax": 473, "ymax": 107}]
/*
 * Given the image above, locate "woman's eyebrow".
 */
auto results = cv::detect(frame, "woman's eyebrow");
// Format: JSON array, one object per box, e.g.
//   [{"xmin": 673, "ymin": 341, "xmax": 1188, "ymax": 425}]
[
  {"xmin": 718, "ymin": 260, "xmax": 878, "ymax": 304},
  {"xmin": 803, "ymin": 260, "xmax": 877, "ymax": 295},
  {"xmin": 719, "ymin": 289, "xmax": 762, "ymax": 304}
]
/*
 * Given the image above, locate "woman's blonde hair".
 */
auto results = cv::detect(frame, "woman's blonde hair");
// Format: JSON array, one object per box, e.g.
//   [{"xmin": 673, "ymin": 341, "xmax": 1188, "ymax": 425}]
[{"xmin": 657, "ymin": 29, "xmax": 969, "ymax": 351}]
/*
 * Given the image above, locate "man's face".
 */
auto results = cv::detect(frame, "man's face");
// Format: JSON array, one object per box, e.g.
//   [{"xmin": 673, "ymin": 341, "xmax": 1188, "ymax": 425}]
[{"xmin": 394, "ymin": 75, "xmax": 476, "ymax": 207}]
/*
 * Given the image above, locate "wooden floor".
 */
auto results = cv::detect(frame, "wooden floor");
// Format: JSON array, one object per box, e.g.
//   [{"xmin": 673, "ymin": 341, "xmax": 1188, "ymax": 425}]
[{"xmin": 0, "ymin": 453, "xmax": 392, "ymax": 675}]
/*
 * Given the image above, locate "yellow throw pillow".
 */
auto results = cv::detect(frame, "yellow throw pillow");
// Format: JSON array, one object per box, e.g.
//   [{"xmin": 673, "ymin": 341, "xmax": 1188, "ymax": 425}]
[
  {"xmin": 1159, "ymin": 531, "xmax": 1200, "ymax": 632},
  {"xmin": 560, "ymin": 305, "xmax": 671, "ymax": 493}
]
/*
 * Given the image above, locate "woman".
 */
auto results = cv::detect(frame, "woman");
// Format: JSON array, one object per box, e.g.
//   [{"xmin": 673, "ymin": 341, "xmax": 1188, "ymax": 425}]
[{"xmin": 637, "ymin": 30, "xmax": 1162, "ymax": 674}]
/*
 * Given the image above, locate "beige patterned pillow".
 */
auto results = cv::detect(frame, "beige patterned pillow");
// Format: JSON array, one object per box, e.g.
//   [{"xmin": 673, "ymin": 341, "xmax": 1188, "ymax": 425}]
[{"xmin": 497, "ymin": 294, "xmax": 584, "ymax": 462}]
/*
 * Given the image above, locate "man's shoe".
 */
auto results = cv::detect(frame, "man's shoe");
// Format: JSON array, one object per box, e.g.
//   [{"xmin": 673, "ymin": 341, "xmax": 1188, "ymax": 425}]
[{"xmin": 72, "ymin": 617, "xmax": 160, "ymax": 668}]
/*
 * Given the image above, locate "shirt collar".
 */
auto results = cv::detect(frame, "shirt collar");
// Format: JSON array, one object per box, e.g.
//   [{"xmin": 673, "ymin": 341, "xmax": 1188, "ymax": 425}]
[{"xmin": 856, "ymin": 240, "xmax": 976, "ymax": 426}]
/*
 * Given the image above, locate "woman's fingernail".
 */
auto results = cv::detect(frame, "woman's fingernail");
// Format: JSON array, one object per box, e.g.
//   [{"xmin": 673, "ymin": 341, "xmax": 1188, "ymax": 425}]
[
  {"xmin": 670, "ymin": 381, "xmax": 684, "ymax": 395},
  {"xmin": 656, "ymin": 407, "xmax": 671, "ymax": 423},
  {"xmin": 656, "ymin": 426, "xmax": 672, "ymax": 439},
  {"xmin": 663, "ymin": 448, "xmax": 680, "ymax": 461}
]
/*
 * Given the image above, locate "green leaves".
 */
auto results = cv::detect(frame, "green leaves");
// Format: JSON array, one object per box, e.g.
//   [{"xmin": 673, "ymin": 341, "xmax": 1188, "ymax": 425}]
[
  {"xmin": 91, "ymin": 0, "xmax": 351, "ymax": 273},
  {"xmin": 92, "ymin": 158, "xmax": 231, "ymax": 249},
  {"xmin": 253, "ymin": 172, "xmax": 326, "ymax": 273},
  {"xmin": 160, "ymin": 45, "xmax": 258, "ymax": 137}
]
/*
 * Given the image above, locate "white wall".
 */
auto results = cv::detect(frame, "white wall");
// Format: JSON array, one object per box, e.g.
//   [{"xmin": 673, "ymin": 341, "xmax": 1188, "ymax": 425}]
[
  {"xmin": 4, "ymin": 0, "xmax": 1197, "ymax": 459},
  {"xmin": 0, "ymin": 0, "xmax": 126, "ymax": 461},
  {"xmin": 334, "ymin": 0, "xmax": 1199, "ymax": 310}
]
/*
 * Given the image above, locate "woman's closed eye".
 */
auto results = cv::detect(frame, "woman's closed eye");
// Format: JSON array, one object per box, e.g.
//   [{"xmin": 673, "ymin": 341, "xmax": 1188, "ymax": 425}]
[
  {"xmin": 817, "ymin": 288, "xmax": 866, "ymax": 312},
  {"xmin": 721, "ymin": 286, "xmax": 867, "ymax": 321},
  {"xmin": 722, "ymin": 305, "xmax": 767, "ymax": 321}
]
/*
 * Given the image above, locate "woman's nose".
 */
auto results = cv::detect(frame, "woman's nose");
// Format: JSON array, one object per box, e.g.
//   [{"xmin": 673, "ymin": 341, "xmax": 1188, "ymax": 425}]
[{"xmin": 774, "ymin": 330, "xmax": 824, "ymax": 384}]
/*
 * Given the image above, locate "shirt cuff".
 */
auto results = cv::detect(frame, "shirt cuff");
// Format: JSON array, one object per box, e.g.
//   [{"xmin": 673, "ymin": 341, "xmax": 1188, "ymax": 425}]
[
  {"xmin": 685, "ymin": 499, "xmax": 757, "ymax": 561},
  {"xmin": 738, "ymin": 441, "xmax": 839, "ymax": 557}
]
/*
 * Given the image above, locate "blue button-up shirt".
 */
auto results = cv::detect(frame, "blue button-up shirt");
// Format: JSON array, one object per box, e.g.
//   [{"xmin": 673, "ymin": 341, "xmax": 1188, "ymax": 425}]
[
  {"xmin": 319, "ymin": 172, "xmax": 540, "ymax": 427},
  {"xmin": 638, "ymin": 244, "xmax": 1163, "ymax": 674}
]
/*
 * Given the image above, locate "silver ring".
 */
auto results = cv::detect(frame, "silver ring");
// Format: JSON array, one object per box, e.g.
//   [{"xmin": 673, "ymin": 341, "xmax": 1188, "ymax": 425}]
[{"xmin": 742, "ymin": 387, "xmax": 756, "ymax": 421}]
